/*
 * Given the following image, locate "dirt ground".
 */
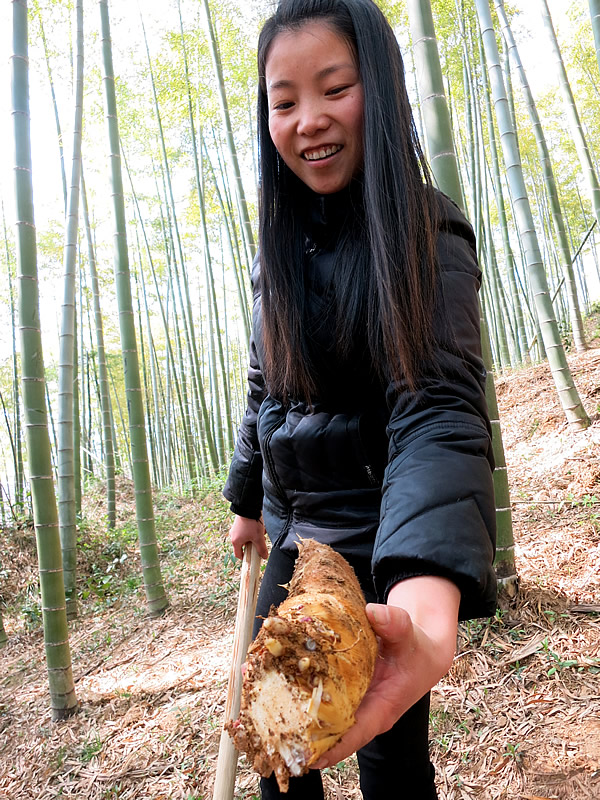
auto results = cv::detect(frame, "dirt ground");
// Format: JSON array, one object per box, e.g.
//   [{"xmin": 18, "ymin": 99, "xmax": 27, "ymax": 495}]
[{"xmin": 1, "ymin": 324, "xmax": 599, "ymax": 799}]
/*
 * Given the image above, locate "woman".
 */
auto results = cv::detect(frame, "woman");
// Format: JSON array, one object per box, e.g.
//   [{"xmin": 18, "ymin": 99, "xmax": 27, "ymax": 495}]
[{"xmin": 224, "ymin": 0, "xmax": 497, "ymax": 797}]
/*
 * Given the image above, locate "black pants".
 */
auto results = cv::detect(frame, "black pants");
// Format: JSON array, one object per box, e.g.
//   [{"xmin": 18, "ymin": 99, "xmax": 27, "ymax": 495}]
[{"xmin": 253, "ymin": 544, "xmax": 437, "ymax": 800}]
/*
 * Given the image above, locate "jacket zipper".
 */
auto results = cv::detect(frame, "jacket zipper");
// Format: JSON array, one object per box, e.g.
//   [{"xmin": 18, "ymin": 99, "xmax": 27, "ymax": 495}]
[
  {"xmin": 350, "ymin": 416, "xmax": 380, "ymax": 487},
  {"xmin": 364, "ymin": 464, "xmax": 379, "ymax": 486},
  {"xmin": 263, "ymin": 416, "xmax": 293, "ymax": 549},
  {"xmin": 273, "ymin": 509, "xmax": 293, "ymax": 550},
  {"xmin": 263, "ymin": 417, "xmax": 287, "ymax": 504}
]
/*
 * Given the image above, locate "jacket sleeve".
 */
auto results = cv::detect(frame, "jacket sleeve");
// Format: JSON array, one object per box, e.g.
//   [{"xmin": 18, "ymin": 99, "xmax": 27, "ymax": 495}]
[
  {"xmin": 222, "ymin": 259, "xmax": 267, "ymax": 519},
  {"xmin": 372, "ymin": 196, "xmax": 497, "ymax": 620}
]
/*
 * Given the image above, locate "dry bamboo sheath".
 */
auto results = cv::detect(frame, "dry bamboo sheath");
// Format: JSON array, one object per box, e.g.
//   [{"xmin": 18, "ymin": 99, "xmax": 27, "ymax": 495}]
[{"xmin": 213, "ymin": 543, "xmax": 262, "ymax": 799}]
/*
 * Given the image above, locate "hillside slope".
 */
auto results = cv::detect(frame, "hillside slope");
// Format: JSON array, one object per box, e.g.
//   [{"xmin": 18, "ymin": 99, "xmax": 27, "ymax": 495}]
[{"xmin": 1, "ymin": 331, "xmax": 599, "ymax": 800}]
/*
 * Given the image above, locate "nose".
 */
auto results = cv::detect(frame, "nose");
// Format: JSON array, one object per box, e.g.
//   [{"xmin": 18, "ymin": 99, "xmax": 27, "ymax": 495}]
[{"xmin": 296, "ymin": 100, "xmax": 330, "ymax": 137}]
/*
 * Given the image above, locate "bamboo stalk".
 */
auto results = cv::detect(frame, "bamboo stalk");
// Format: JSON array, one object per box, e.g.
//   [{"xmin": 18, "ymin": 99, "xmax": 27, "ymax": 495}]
[
  {"xmin": 475, "ymin": 0, "xmax": 589, "ymax": 430},
  {"xmin": 2, "ymin": 201, "xmax": 24, "ymax": 507},
  {"xmin": 57, "ymin": 0, "xmax": 84, "ymax": 620},
  {"xmin": 540, "ymin": 0, "xmax": 600, "ymax": 229},
  {"xmin": 11, "ymin": 0, "xmax": 78, "ymax": 719},
  {"xmin": 81, "ymin": 169, "xmax": 116, "ymax": 526},
  {"xmin": 99, "ymin": 0, "xmax": 168, "ymax": 615},
  {"xmin": 407, "ymin": 0, "xmax": 518, "ymax": 590},
  {"xmin": 496, "ymin": 0, "xmax": 587, "ymax": 352}
]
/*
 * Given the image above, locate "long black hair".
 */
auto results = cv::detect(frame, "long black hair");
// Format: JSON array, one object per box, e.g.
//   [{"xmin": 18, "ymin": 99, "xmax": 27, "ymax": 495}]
[{"xmin": 257, "ymin": 0, "xmax": 439, "ymax": 402}]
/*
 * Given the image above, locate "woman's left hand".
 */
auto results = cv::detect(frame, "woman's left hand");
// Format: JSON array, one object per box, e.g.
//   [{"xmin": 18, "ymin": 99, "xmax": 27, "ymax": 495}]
[{"xmin": 312, "ymin": 575, "xmax": 460, "ymax": 769}]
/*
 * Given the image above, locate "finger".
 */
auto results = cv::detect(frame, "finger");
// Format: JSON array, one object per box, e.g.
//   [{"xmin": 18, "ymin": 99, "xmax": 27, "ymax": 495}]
[
  {"xmin": 312, "ymin": 715, "xmax": 378, "ymax": 769},
  {"xmin": 256, "ymin": 534, "xmax": 269, "ymax": 560},
  {"xmin": 312, "ymin": 690, "xmax": 391, "ymax": 769},
  {"xmin": 245, "ymin": 530, "xmax": 267, "ymax": 560},
  {"xmin": 366, "ymin": 603, "xmax": 412, "ymax": 644},
  {"xmin": 231, "ymin": 539, "xmax": 244, "ymax": 560}
]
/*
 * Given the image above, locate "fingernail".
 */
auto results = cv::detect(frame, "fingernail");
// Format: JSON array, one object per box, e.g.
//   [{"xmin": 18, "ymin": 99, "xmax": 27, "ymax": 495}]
[{"xmin": 368, "ymin": 604, "xmax": 390, "ymax": 626}]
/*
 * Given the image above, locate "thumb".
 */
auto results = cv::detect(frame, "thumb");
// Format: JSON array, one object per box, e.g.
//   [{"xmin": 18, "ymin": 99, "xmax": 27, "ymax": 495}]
[{"xmin": 366, "ymin": 603, "xmax": 412, "ymax": 643}]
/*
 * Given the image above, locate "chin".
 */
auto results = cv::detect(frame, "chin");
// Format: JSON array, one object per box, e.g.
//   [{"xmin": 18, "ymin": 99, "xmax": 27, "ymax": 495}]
[{"xmin": 304, "ymin": 178, "xmax": 350, "ymax": 195}]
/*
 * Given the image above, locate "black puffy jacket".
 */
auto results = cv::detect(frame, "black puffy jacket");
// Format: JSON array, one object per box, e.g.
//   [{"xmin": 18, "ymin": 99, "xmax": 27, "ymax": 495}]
[{"xmin": 224, "ymin": 191, "xmax": 497, "ymax": 621}]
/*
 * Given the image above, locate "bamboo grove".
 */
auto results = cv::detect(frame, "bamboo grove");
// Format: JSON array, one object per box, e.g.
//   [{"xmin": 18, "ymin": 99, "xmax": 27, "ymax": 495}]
[{"xmin": 1, "ymin": 0, "xmax": 600, "ymax": 709}]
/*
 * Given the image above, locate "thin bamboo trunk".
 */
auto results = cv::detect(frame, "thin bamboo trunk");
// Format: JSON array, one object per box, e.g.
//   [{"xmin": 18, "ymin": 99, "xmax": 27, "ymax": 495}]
[
  {"xmin": 136, "ymin": 240, "xmax": 164, "ymax": 488},
  {"xmin": 85, "ymin": 347, "xmax": 93, "ymax": 478},
  {"xmin": 158, "ymin": 165, "xmax": 206, "ymax": 482},
  {"xmin": 134, "ymin": 266, "xmax": 158, "ymax": 487},
  {"xmin": 11, "ymin": 0, "xmax": 78, "ymax": 719},
  {"xmin": 2, "ymin": 202, "xmax": 24, "ymax": 507},
  {"xmin": 590, "ymin": 0, "xmax": 600, "ymax": 77},
  {"xmin": 478, "ymin": 36, "xmax": 527, "ymax": 363},
  {"xmin": 540, "ymin": 0, "xmax": 600, "ymax": 229},
  {"xmin": 0, "ymin": 390, "xmax": 19, "ymax": 503},
  {"xmin": 177, "ymin": 7, "xmax": 234, "ymax": 455},
  {"xmin": 165, "ymin": 282, "xmax": 173, "ymax": 486},
  {"xmin": 126, "ymin": 154, "xmax": 198, "ymax": 486},
  {"xmin": 202, "ymin": 131, "xmax": 251, "ymax": 346},
  {"xmin": 141, "ymin": 22, "xmax": 218, "ymax": 477},
  {"xmin": 81, "ymin": 170, "xmax": 116, "ymax": 527},
  {"xmin": 33, "ymin": 0, "xmax": 67, "ymax": 211},
  {"xmin": 99, "ymin": 0, "xmax": 168, "ymax": 615},
  {"xmin": 475, "ymin": 0, "xmax": 589, "ymax": 430},
  {"xmin": 496, "ymin": 0, "xmax": 587, "ymax": 352},
  {"xmin": 73, "ymin": 294, "xmax": 81, "ymax": 515},
  {"xmin": 201, "ymin": 0, "xmax": 256, "ymax": 264},
  {"xmin": 484, "ymin": 193, "xmax": 512, "ymax": 369},
  {"xmin": 57, "ymin": 0, "xmax": 84, "ymax": 619},
  {"xmin": 407, "ymin": 0, "xmax": 518, "ymax": 590}
]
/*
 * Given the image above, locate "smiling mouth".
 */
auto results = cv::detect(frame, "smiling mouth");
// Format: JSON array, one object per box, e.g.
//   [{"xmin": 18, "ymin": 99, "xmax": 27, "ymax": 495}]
[{"xmin": 302, "ymin": 144, "xmax": 343, "ymax": 161}]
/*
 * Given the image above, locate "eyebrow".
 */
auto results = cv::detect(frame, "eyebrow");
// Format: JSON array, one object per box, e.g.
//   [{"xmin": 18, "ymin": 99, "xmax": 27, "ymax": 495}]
[{"xmin": 267, "ymin": 62, "xmax": 356, "ymax": 91}]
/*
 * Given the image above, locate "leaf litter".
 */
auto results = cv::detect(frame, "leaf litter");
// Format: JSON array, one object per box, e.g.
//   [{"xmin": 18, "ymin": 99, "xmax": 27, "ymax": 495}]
[{"xmin": 0, "ymin": 333, "xmax": 599, "ymax": 799}]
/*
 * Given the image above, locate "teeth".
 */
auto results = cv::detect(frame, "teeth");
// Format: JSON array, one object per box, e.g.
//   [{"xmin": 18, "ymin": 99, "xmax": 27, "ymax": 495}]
[{"xmin": 304, "ymin": 145, "xmax": 342, "ymax": 161}]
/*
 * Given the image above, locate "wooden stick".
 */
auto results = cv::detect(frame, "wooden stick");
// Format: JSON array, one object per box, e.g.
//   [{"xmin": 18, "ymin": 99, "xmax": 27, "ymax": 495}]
[{"xmin": 213, "ymin": 543, "xmax": 262, "ymax": 800}]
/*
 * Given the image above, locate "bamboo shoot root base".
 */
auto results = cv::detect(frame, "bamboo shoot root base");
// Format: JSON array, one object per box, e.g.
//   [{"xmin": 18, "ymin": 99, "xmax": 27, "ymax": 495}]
[{"xmin": 226, "ymin": 539, "xmax": 377, "ymax": 792}]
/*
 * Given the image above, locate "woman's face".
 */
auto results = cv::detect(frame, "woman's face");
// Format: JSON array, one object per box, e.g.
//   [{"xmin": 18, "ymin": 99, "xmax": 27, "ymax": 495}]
[{"xmin": 265, "ymin": 21, "xmax": 364, "ymax": 195}]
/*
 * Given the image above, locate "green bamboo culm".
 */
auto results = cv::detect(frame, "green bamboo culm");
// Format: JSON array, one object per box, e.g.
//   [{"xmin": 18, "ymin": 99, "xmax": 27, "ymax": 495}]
[
  {"xmin": 406, "ymin": 0, "xmax": 517, "ymax": 591},
  {"xmin": 2, "ymin": 201, "xmax": 25, "ymax": 508},
  {"xmin": 478, "ymin": 35, "xmax": 527, "ymax": 364},
  {"xmin": 140, "ymin": 17, "xmax": 218, "ymax": 478},
  {"xmin": 475, "ymin": 0, "xmax": 589, "ymax": 431},
  {"xmin": 99, "ymin": 0, "xmax": 168, "ymax": 615},
  {"xmin": 539, "ymin": 0, "xmax": 600, "ymax": 231},
  {"xmin": 11, "ymin": 0, "xmax": 78, "ymax": 719},
  {"xmin": 57, "ymin": 0, "xmax": 84, "ymax": 620},
  {"xmin": 81, "ymin": 171, "xmax": 116, "ymax": 527},
  {"xmin": 406, "ymin": 0, "xmax": 463, "ymax": 204},
  {"xmin": 480, "ymin": 322, "xmax": 516, "ymax": 589},
  {"xmin": 495, "ymin": 0, "xmax": 587, "ymax": 353},
  {"xmin": 201, "ymin": 0, "xmax": 256, "ymax": 269}
]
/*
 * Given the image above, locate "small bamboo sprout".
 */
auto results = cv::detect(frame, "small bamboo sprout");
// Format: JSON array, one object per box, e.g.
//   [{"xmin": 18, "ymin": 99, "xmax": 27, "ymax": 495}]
[
  {"xmin": 226, "ymin": 539, "xmax": 377, "ymax": 792},
  {"xmin": 264, "ymin": 638, "xmax": 284, "ymax": 657}
]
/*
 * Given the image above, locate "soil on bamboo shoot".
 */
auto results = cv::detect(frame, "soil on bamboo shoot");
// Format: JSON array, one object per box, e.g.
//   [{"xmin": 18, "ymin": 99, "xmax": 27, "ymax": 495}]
[{"xmin": 226, "ymin": 539, "xmax": 377, "ymax": 792}]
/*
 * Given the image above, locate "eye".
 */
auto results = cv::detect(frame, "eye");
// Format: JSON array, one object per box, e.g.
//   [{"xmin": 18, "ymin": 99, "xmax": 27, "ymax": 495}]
[
  {"xmin": 271, "ymin": 100, "xmax": 294, "ymax": 111},
  {"xmin": 326, "ymin": 85, "xmax": 350, "ymax": 96}
]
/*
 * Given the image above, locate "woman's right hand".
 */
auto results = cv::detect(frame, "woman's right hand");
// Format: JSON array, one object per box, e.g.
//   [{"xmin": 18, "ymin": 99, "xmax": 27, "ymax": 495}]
[{"xmin": 229, "ymin": 514, "xmax": 269, "ymax": 560}]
